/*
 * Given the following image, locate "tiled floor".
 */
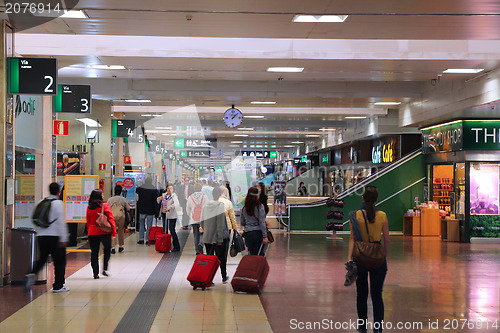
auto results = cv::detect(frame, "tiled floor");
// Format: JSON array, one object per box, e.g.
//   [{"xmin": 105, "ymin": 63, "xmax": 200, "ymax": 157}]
[{"xmin": 1, "ymin": 230, "xmax": 500, "ymax": 332}]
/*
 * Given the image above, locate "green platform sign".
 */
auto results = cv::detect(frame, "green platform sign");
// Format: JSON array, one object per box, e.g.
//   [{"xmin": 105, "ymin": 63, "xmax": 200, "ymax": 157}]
[
  {"xmin": 174, "ymin": 138, "xmax": 185, "ymax": 149},
  {"xmin": 112, "ymin": 119, "xmax": 136, "ymax": 138},
  {"xmin": 180, "ymin": 150, "xmax": 188, "ymax": 158},
  {"xmin": 8, "ymin": 57, "xmax": 57, "ymax": 95},
  {"xmin": 270, "ymin": 151, "xmax": 278, "ymax": 159},
  {"xmin": 54, "ymin": 85, "xmax": 91, "ymax": 113}
]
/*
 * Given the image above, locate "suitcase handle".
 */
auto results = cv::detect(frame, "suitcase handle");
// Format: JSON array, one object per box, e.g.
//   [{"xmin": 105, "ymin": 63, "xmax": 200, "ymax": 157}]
[{"xmin": 258, "ymin": 243, "xmax": 270, "ymax": 257}]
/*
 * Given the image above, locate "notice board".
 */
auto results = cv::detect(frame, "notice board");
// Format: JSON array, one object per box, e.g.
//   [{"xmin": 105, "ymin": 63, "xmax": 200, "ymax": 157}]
[{"xmin": 64, "ymin": 175, "xmax": 99, "ymax": 223}]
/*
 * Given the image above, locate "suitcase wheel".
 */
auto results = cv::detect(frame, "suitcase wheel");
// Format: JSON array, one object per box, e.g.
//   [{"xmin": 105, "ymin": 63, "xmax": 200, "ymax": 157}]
[
  {"xmin": 193, "ymin": 286, "xmax": 197, "ymax": 290},
  {"xmin": 202, "ymin": 286, "xmax": 206, "ymax": 291}
]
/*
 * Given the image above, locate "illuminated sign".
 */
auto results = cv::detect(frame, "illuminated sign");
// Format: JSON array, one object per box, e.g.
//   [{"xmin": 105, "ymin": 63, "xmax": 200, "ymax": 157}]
[{"xmin": 372, "ymin": 140, "xmax": 396, "ymax": 163}]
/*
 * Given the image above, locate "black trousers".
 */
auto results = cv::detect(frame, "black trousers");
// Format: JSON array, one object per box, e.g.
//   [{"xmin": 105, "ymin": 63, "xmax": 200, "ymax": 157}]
[
  {"xmin": 88, "ymin": 234, "xmax": 112, "ymax": 276},
  {"xmin": 356, "ymin": 260, "xmax": 388, "ymax": 332},
  {"xmin": 162, "ymin": 214, "xmax": 181, "ymax": 250},
  {"xmin": 33, "ymin": 236, "xmax": 66, "ymax": 290},
  {"xmin": 205, "ymin": 238, "xmax": 230, "ymax": 279},
  {"xmin": 243, "ymin": 230, "xmax": 263, "ymax": 255}
]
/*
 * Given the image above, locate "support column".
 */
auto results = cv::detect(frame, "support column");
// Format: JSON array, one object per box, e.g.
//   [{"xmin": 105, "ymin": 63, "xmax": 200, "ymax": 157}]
[{"xmin": 114, "ymin": 112, "xmax": 124, "ymax": 178}]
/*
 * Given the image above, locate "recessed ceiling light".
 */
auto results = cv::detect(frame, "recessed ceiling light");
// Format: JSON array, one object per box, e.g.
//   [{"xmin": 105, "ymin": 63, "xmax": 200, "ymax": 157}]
[
  {"xmin": 60, "ymin": 10, "xmax": 88, "ymax": 19},
  {"xmin": 306, "ymin": 135, "xmax": 320, "ymax": 138},
  {"xmin": 238, "ymin": 128, "xmax": 254, "ymax": 131},
  {"xmin": 284, "ymin": 145, "xmax": 295, "ymax": 148},
  {"xmin": 267, "ymin": 67, "xmax": 304, "ymax": 73},
  {"xmin": 151, "ymin": 114, "xmax": 162, "ymax": 117},
  {"xmin": 251, "ymin": 101, "xmax": 276, "ymax": 105},
  {"xmin": 229, "ymin": 145, "xmax": 240, "ymax": 148},
  {"xmin": 234, "ymin": 134, "xmax": 249, "ymax": 137},
  {"xmin": 156, "ymin": 126, "xmax": 172, "ymax": 129},
  {"xmin": 443, "ymin": 69, "xmax": 484, "ymax": 74},
  {"xmin": 244, "ymin": 115, "xmax": 265, "ymax": 119},
  {"xmin": 291, "ymin": 141, "xmax": 304, "ymax": 144},
  {"xmin": 231, "ymin": 141, "xmax": 243, "ymax": 144},
  {"xmin": 373, "ymin": 102, "xmax": 401, "ymax": 106},
  {"xmin": 345, "ymin": 116, "xmax": 367, "ymax": 119},
  {"xmin": 87, "ymin": 65, "xmax": 126, "ymax": 70},
  {"xmin": 319, "ymin": 128, "xmax": 336, "ymax": 131},
  {"xmin": 125, "ymin": 99, "xmax": 151, "ymax": 103},
  {"xmin": 292, "ymin": 15, "xmax": 348, "ymax": 23},
  {"xmin": 141, "ymin": 114, "xmax": 152, "ymax": 117},
  {"xmin": 76, "ymin": 118, "xmax": 102, "ymax": 127}
]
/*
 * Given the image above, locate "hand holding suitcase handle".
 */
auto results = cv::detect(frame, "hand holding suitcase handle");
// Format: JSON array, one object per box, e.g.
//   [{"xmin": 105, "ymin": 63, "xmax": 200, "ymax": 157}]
[{"xmin": 259, "ymin": 243, "xmax": 270, "ymax": 257}]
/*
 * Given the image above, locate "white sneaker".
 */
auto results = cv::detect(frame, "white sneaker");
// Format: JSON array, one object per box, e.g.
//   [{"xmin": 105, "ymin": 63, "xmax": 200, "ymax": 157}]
[
  {"xmin": 52, "ymin": 286, "xmax": 70, "ymax": 293},
  {"xmin": 24, "ymin": 273, "xmax": 36, "ymax": 291}
]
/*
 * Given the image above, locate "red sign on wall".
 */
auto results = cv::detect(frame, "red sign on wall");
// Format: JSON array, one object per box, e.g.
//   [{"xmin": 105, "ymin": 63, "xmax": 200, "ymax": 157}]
[
  {"xmin": 145, "ymin": 162, "xmax": 151, "ymax": 168},
  {"xmin": 124, "ymin": 156, "xmax": 132, "ymax": 164},
  {"xmin": 53, "ymin": 120, "xmax": 69, "ymax": 136},
  {"xmin": 99, "ymin": 163, "xmax": 106, "ymax": 171}
]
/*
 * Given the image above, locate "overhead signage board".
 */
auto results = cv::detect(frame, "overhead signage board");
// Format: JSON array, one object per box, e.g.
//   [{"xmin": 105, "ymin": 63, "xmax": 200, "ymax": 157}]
[
  {"xmin": 462, "ymin": 120, "xmax": 500, "ymax": 150},
  {"xmin": 8, "ymin": 57, "xmax": 57, "ymax": 95},
  {"xmin": 422, "ymin": 121, "xmax": 463, "ymax": 154},
  {"xmin": 319, "ymin": 151, "xmax": 331, "ymax": 166},
  {"xmin": 301, "ymin": 156, "xmax": 308, "ymax": 163},
  {"xmin": 112, "ymin": 119, "xmax": 136, "ymax": 138},
  {"xmin": 293, "ymin": 157, "xmax": 301, "ymax": 164},
  {"xmin": 270, "ymin": 151, "xmax": 278, "ymax": 159},
  {"xmin": 180, "ymin": 150, "xmax": 211, "ymax": 158},
  {"xmin": 174, "ymin": 138, "xmax": 216, "ymax": 149},
  {"xmin": 148, "ymin": 140, "xmax": 161, "ymax": 153},
  {"xmin": 54, "ymin": 85, "xmax": 91, "ymax": 113}
]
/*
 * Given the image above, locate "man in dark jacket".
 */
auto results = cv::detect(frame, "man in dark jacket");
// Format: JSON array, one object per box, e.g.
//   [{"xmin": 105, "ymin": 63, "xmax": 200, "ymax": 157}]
[
  {"xmin": 177, "ymin": 177, "xmax": 194, "ymax": 230},
  {"xmin": 135, "ymin": 177, "xmax": 158, "ymax": 245}
]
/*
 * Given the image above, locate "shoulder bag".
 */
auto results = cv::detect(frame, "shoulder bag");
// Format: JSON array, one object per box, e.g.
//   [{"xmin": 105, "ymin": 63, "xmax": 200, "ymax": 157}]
[
  {"xmin": 352, "ymin": 210, "xmax": 385, "ymax": 269},
  {"xmin": 96, "ymin": 204, "xmax": 113, "ymax": 233}
]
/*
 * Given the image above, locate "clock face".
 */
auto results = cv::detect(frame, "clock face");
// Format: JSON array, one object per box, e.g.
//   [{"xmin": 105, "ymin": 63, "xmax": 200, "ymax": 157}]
[{"xmin": 224, "ymin": 108, "xmax": 243, "ymax": 127}]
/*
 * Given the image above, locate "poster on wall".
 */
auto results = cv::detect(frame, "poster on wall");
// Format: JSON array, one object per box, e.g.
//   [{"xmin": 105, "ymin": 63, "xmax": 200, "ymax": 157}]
[
  {"xmin": 64, "ymin": 175, "xmax": 99, "ymax": 222},
  {"xmin": 113, "ymin": 177, "xmax": 136, "ymax": 208},
  {"xmin": 273, "ymin": 181, "xmax": 287, "ymax": 215},
  {"xmin": 57, "ymin": 153, "xmax": 86, "ymax": 176},
  {"xmin": 14, "ymin": 175, "xmax": 35, "ymax": 227},
  {"xmin": 470, "ymin": 164, "xmax": 499, "ymax": 215},
  {"xmin": 230, "ymin": 156, "xmax": 257, "ymax": 210}
]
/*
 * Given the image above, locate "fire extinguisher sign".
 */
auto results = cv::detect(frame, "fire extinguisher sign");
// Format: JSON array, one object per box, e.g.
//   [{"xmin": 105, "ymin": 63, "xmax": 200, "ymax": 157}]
[{"xmin": 53, "ymin": 120, "xmax": 69, "ymax": 135}]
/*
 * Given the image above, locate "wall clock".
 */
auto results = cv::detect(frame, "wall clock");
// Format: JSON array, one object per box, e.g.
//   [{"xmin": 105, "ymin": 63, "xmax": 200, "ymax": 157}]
[{"xmin": 224, "ymin": 106, "xmax": 243, "ymax": 128}]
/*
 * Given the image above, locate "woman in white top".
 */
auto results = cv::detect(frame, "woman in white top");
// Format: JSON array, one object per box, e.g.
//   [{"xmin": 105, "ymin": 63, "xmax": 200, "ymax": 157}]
[
  {"xmin": 158, "ymin": 185, "xmax": 182, "ymax": 252},
  {"xmin": 186, "ymin": 183, "xmax": 208, "ymax": 255}
]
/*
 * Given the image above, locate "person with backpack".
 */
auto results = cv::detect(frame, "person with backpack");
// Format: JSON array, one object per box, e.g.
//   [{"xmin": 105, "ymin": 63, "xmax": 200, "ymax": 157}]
[
  {"xmin": 86, "ymin": 189, "xmax": 116, "ymax": 279},
  {"xmin": 107, "ymin": 185, "xmax": 130, "ymax": 254},
  {"xmin": 186, "ymin": 183, "xmax": 208, "ymax": 255},
  {"xmin": 25, "ymin": 182, "xmax": 69, "ymax": 293}
]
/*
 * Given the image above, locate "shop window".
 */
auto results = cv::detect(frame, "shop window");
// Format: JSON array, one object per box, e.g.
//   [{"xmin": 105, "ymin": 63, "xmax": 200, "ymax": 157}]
[{"xmin": 432, "ymin": 164, "xmax": 454, "ymax": 214}]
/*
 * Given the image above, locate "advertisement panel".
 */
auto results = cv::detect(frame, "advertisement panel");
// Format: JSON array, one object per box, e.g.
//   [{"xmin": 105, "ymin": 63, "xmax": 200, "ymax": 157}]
[
  {"xmin": 230, "ymin": 156, "xmax": 257, "ymax": 210},
  {"xmin": 273, "ymin": 181, "xmax": 287, "ymax": 215},
  {"xmin": 57, "ymin": 153, "xmax": 86, "ymax": 176},
  {"xmin": 113, "ymin": 177, "xmax": 136, "ymax": 208},
  {"xmin": 470, "ymin": 164, "xmax": 499, "ymax": 215}
]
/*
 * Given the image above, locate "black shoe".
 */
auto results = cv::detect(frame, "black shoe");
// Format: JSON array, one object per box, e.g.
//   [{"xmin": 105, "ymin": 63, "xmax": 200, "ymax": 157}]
[
  {"xmin": 102, "ymin": 271, "xmax": 109, "ymax": 277},
  {"xmin": 171, "ymin": 248, "xmax": 180, "ymax": 252},
  {"xmin": 94, "ymin": 275, "xmax": 99, "ymax": 279},
  {"xmin": 145, "ymin": 241, "xmax": 149, "ymax": 246},
  {"xmin": 119, "ymin": 247, "xmax": 124, "ymax": 253},
  {"xmin": 137, "ymin": 240, "xmax": 144, "ymax": 244},
  {"xmin": 111, "ymin": 248, "xmax": 116, "ymax": 254},
  {"xmin": 222, "ymin": 275, "xmax": 229, "ymax": 283}
]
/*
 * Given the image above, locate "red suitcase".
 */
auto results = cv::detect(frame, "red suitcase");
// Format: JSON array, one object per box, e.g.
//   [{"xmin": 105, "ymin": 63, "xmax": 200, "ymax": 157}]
[
  {"xmin": 155, "ymin": 233, "xmax": 172, "ymax": 253},
  {"xmin": 187, "ymin": 254, "xmax": 220, "ymax": 290},
  {"xmin": 231, "ymin": 244, "xmax": 270, "ymax": 293},
  {"xmin": 148, "ymin": 226, "xmax": 163, "ymax": 245}
]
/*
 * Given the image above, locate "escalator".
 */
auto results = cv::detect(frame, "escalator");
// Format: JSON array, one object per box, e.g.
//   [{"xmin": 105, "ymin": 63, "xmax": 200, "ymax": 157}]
[{"xmin": 288, "ymin": 150, "xmax": 425, "ymax": 232}]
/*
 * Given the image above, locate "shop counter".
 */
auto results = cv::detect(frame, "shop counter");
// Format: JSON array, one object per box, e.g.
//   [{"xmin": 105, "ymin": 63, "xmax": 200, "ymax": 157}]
[
  {"xmin": 420, "ymin": 208, "xmax": 441, "ymax": 236},
  {"xmin": 441, "ymin": 219, "xmax": 459, "ymax": 242},
  {"xmin": 403, "ymin": 216, "xmax": 421, "ymax": 236}
]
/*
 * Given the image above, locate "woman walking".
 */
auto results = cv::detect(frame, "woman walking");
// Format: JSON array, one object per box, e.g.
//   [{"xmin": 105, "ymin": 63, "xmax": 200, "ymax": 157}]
[
  {"xmin": 348, "ymin": 186, "xmax": 390, "ymax": 333},
  {"xmin": 158, "ymin": 185, "xmax": 181, "ymax": 252},
  {"xmin": 186, "ymin": 183, "xmax": 208, "ymax": 255},
  {"xmin": 240, "ymin": 187, "xmax": 269, "ymax": 255},
  {"xmin": 86, "ymin": 189, "xmax": 116, "ymax": 279}
]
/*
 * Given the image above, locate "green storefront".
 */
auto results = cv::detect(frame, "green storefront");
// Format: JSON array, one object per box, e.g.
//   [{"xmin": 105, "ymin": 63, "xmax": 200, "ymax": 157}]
[{"xmin": 422, "ymin": 120, "xmax": 500, "ymax": 241}]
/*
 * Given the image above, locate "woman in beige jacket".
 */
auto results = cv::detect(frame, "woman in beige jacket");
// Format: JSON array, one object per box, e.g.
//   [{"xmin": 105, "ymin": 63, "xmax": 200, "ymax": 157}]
[{"xmin": 220, "ymin": 186, "xmax": 238, "ymax": 231}]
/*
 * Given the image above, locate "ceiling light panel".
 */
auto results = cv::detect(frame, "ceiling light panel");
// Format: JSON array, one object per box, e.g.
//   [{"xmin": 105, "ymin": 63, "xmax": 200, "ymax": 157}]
[
  {"xmin": 267, "ymin": 67, "xmax": 304, "ymax": 73},
  {"xmin": 87, "ymin": 65, "xmax": 126, "ymax": 70},
  {"xmin": 293, "ymin": 15, "xmax": 348, "ymax": 23},
  {"xmin": 443, "ymin": 69, "xmax": 484, "ymax": 74},
  {"xmin": 251, "ymin": 101, "xmax": 276, "ymax": 105}
]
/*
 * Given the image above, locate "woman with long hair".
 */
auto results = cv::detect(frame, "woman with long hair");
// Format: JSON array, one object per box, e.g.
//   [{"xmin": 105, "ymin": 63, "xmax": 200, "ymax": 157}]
[
  {"xmin": 240, "ymin": 187, "xmax": 269, "ymax": 255},
  {"xmin": 158, "ymin": 185, "xmax": 181, "ymax": 252},
  {"xmin": 348, "ymin": 186, "xmax": 390, "ymax": 333},
  {"xmin": 86, "ymin": 189, "xmax": 116, "ymax": 279}
]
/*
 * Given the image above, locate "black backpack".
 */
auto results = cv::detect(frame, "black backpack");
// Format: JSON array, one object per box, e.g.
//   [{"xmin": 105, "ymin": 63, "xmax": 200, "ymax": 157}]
[{"xmin": 32, "ymin": 198, "xmax": 56, "ymax": 228}]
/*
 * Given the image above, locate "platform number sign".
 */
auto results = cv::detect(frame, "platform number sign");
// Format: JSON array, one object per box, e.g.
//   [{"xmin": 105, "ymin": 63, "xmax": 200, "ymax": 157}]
[
  {"xmin": 54, "ymin": 85, "xmax": 91, "ymax": 113},
  {"xmin": 8, "ymin": 58, "xmax": 57, "ymax": 95},
  {"xmin": 112, "ymin": 119, "xmax": 136, "ymax": 138}
]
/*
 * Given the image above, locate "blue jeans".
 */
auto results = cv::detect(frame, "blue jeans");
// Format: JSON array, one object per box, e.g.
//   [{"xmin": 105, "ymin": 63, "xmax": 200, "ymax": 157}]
[
  {"xmin": 139, "ymin": 214, "xmax": 154, "ymax": 241},
  {"xmin": 356, "ymin": 260, "xmax": 388, "ymax": 332}
]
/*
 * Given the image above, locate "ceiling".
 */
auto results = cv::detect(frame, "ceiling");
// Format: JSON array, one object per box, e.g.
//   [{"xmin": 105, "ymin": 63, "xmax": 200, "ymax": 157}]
[{"xmin": 7, "ymin": 0, "xmax": 500, "ymax": 166}]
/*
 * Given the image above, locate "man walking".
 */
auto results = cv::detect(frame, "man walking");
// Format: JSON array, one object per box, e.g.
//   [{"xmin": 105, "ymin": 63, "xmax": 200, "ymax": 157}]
[
  {"xmin": 25, "ymin": 182, "xmax": 69, "ymax": 293},
  {"xmin": 178, "ymin": 177, "xmax": 194, "ymax": 230},
  {"xmin": 135, "ymin": 177, "xmax": 159, "ymax": 245}
]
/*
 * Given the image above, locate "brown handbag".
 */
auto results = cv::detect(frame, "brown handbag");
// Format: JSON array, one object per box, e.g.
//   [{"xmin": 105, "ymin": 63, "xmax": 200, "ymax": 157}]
[
  {"xmin": 352, "ymin": 211, "xmax": 385, "ymax": 269},
  {"xmin": 96, "ymin": 204, "xmax": 113, "ymax": 233},
  {"xmin": 266, "ymin": 227, "xmax": 275, "ymax": 243}
]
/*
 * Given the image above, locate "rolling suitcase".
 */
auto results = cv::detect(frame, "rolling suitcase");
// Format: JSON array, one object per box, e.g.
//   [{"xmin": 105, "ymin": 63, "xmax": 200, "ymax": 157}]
[
  {"xmin": 231, "ymin": 244, "xmax": 270, "ymax": 293},
  {"xmin": 187, "ymin": 254, "xmax": 220, "ymax": 290},
  {"xmin": 148, "ymin": 219, "xmax": 163, "ymax": 245},
  {"xmin": 155, "ymin": 233, "xmax": 172, "ymax": 253}
]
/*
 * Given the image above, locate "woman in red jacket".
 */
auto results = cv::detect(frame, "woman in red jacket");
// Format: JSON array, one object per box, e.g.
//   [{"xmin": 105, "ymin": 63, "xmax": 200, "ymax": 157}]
[{"xmin": 86, "ymin": 189, "xmax": 116, "ymax": 279}]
